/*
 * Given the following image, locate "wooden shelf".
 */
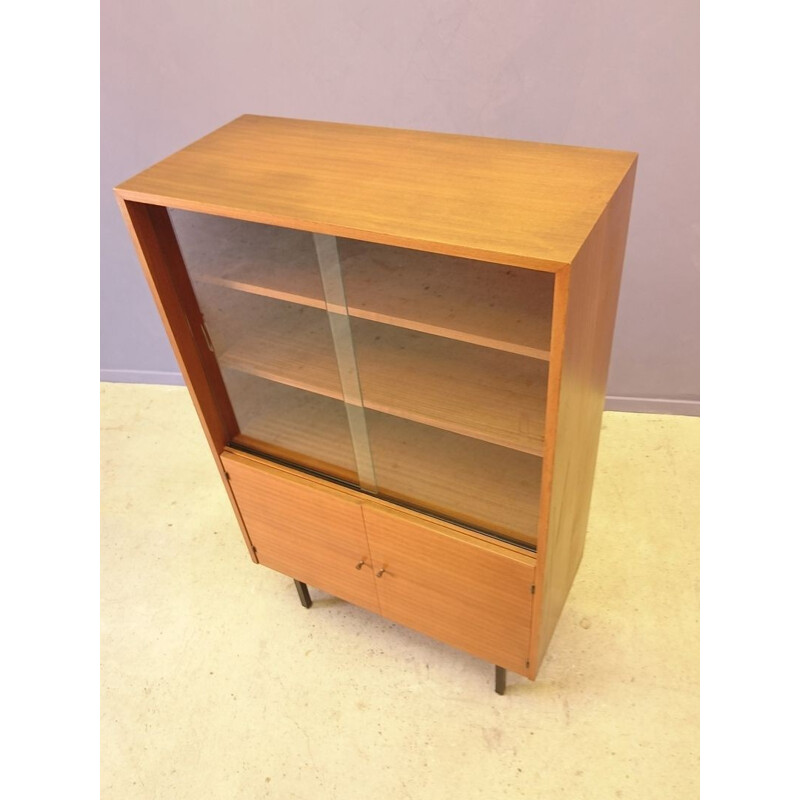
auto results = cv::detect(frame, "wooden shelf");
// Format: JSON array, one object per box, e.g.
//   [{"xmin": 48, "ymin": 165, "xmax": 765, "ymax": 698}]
[
  {"xmin": 339, "ymin": 239, "xmax": 553, "ymax": 359},
  {"xmin": 222, "ymin": 369, "xmax": 358, "ymax": 485},
  {"xmin": 175, "ymin": 209, "xmax": 553, "ymax": 359},
  {"xmin": 170, "ymin": 209, "xmax": 326, "ymax": 309},
  {"xmin": 366, "ymin": 411, "xmax": 540, "ymax": 547},
  {"xmin": 219, "ymin": 299, "xmax": 547, "ymax": 456},
  {"xmin": 225, "ymin": 375, "xmax": 540, "ymax": 546}
]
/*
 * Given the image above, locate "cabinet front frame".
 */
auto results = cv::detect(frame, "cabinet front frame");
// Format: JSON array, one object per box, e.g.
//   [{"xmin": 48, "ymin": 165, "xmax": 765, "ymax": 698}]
[
  {"xmin": 117, "ymin": 198, "xmax": 258, "ymax": 562},
  {"xmin": 119, "ymin": 195, "xmax": 553, "ymax": 680}
]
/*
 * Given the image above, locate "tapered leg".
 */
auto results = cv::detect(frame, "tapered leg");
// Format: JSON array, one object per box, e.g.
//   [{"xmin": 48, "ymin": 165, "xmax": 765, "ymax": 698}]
[
  {"xmin": 294, "ymin": 580, "xmax": 312, "ymax": 609},
  {"xmin": 495, "ymin": 665, "xmax": 506, "ymax": 695}
]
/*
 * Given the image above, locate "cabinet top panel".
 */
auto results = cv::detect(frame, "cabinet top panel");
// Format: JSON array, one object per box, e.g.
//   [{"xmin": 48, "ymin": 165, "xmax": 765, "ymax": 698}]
[{"xmin": 116, "ymin": 115, "xmax": 637, "ymax": 271}]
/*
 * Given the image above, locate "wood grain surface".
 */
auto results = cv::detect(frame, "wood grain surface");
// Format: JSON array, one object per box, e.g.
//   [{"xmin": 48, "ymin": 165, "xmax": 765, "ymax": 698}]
[
  {"xmin": 118, "ymin": 200, "xmax": 257, "ymax": 562},
  {"xmin": 364, "ymin": 505, "xmax": 536, "ymax": 674},
  {"xmin": 208, "ymin": 294, "xmax": 548, "ymax": 456},
  {"xmin": 116, "ymin": 117, "xmax": 638, "ymax": 681},
  {"xmin": 116, "ymin": 115, "xmax": 636, "ymax": 270},
  {"xmin": 222, "ymin": 449, "xmax": 539, "ymax": 673},
  {"xmin": 530, "ymin": 159, "xmax": 638, "ymax": 673},
  {"xmin": 222, "ymin": 370, "xmax": 359, "ymax": 485},
  {"xmin": 222, "ymin": 450, "xmax": 380, "ymax": 613},
  {"xmin": 187, "ymin": 233, "xmax": 554, "ymax": 359},
  {"xmin": 225, "ymin": 374, "xmax": 541, "ymax": 545}
]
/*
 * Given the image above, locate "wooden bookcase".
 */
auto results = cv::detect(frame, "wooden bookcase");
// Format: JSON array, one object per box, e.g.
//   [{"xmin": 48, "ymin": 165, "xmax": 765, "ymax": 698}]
[{"xmin": 115, "ymin": 115, "xmax": 636, "ymax": 692}]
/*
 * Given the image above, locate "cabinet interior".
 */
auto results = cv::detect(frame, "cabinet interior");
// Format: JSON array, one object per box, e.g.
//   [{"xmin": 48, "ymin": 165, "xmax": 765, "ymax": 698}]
[{"xmin": 170, "ymin": 208, "xmax": 555, "ymax": 550}]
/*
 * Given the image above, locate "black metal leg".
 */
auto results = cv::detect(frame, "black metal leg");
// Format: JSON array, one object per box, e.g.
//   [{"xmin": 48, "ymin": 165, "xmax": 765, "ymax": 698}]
[
  {"xmin": 495, "ymin": 665, "xmax": 506, "ymax": 695},
  {"xmin": 294, "ymin": 580, "xmax": 312, "ymax": 609}
]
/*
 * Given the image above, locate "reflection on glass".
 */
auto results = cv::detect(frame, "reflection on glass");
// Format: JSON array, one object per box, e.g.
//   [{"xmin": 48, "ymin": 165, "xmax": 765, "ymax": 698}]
[
  {"xmin": 170, "ymin": 211, "xmax": 550, "ymax": 548},
  {"xmin": 170, "ymin": 210, "xmax": 358, "ymax": 483},
  {"xmin": 314, "ymin": 233, "xmax": 377, "ymax": 493},
  {"xmin": 339, "ymin": 240, "xmax": 551, "ymax": 548},
  {"xmin": 366, "ymin": 411, "xmax": 542, "ymax": 547}
]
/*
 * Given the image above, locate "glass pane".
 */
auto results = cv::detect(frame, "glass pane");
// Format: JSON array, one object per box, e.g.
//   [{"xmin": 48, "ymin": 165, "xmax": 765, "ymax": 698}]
[
  {"xmin": 365, "ymin": 411, "xmax": 542, "ymax": 545},
  {"xmin": 336, "ymin": 237, "xmax": 554, "ymax": 358},
  {"xmin": 170, "ymin": 210, "xmax": 358, "ymax": 484},
  {"xmin": 339, "ymin": 238, "xmax": 552, "ymax": 548},
  {"xmin": 313, "ymin": 234, "xmax": 377, "ymax": 493}
]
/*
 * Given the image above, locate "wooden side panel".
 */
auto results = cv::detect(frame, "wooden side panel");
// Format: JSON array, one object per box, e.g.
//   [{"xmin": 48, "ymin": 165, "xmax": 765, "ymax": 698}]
[
  {"xmin": 116, "ymin": 198, "xmax": 256, "ymax": 561},
  {"xmin": 222, "ymin": 451, "xmax": 380, "ymax": 614},
  {"xmin": 116, "ymin": 200, "xmax": 238, "ymax": 451},
  {"xmin": 364, "ymin": 505, "xmax": 536, "ymax": 675},
  {"xmin": 531, "ymin": 161, "xmax": 637, "ymax": 672}
]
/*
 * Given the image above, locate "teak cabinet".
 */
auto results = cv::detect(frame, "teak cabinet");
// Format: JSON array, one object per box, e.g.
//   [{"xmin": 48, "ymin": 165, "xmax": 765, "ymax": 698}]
[{"xmin": 115, "ymin": 115, "xmax": 636, "ymax": 693}]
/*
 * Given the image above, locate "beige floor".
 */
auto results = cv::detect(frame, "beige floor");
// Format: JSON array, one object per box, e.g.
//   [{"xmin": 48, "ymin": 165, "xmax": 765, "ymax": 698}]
[{"xmin": 100, "ymin": 383, "xmax": 699, "ymax": 799}]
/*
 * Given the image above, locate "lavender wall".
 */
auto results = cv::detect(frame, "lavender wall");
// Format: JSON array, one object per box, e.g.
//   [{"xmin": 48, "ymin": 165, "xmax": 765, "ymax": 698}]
[{"xmin": 101, "ymin": 0, "xmax": 699, "ymax": 414}]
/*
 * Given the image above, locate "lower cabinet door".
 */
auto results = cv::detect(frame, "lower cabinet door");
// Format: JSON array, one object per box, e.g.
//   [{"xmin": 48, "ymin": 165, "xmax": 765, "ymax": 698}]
[
  {"xmin": 222, "ymin": 452, "xmax": 380, "ymax": 614},
  {"xmin": 363, "ymin": 505, "xmax": 536, "ymax": 674}
]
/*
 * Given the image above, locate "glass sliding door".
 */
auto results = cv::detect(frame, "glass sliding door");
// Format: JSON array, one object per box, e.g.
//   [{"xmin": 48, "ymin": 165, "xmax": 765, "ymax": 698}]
[
  {"xmin": 169, "ymin": 210, "xmax": 359, "ymax": 485},
  {"xmin": 336, "ymin": 238, "xmax": 553, "ymax": 549},
  {"xmin": 170, "ymin": 211, "xmax": 551, "ymax": 548}
]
